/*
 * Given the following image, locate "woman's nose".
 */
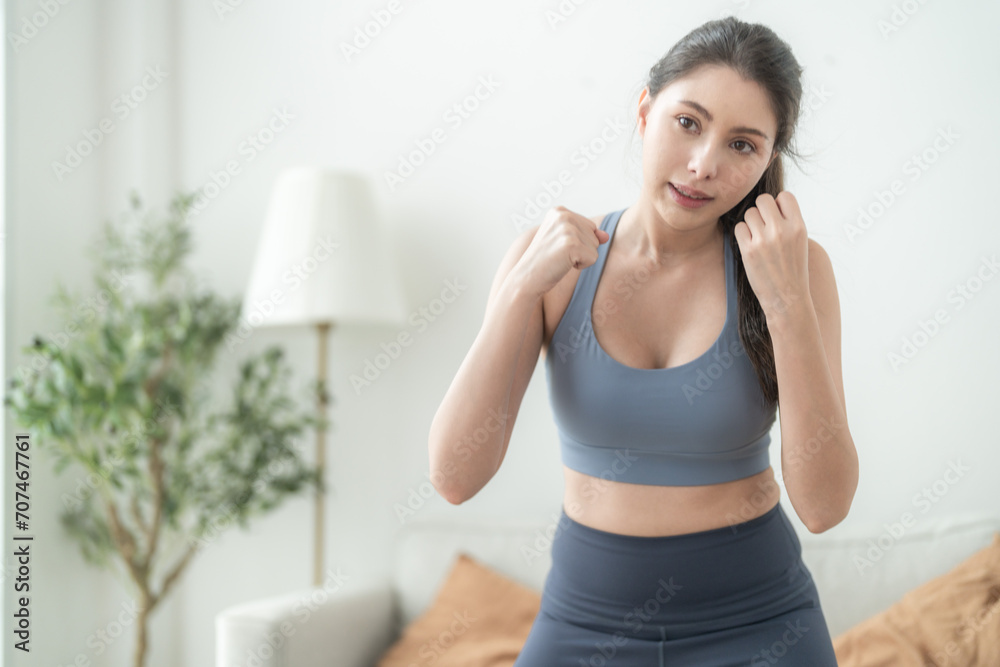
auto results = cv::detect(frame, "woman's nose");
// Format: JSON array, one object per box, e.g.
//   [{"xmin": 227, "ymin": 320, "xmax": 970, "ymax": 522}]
[{"xmin": 686, "ymin": 143, "xmax": 719, "ymax": 180}]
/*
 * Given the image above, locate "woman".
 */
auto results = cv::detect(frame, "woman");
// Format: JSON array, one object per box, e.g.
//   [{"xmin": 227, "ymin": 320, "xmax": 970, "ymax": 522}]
[{"xmin": 428, "ymin": 16, "xmax": 857, "ymax": 665}]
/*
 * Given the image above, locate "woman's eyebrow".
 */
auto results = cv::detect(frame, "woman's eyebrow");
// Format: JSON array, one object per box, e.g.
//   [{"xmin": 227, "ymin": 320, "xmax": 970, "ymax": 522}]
[{"xmin": 678, "ymin": 99, "xmax": 770, "ymax": 141}]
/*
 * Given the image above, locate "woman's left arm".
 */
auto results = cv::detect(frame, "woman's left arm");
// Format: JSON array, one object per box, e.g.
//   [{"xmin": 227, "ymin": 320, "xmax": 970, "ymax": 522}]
[{"xmin": 736, "ymin": 192, "xmax": 859, "ymax": 534}]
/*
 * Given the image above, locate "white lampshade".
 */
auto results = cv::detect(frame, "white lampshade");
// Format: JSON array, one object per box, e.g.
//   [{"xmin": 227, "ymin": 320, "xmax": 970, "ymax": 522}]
[{"xmin": 243, "ymin": 167, "xmax": 408, "ymax": 328}]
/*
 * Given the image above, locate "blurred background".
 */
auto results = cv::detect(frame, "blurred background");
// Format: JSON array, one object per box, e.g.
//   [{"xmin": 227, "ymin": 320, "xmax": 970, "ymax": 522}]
[{"xmin": 2, "ymin": 0, "xmax": 998, "ymax": 665}]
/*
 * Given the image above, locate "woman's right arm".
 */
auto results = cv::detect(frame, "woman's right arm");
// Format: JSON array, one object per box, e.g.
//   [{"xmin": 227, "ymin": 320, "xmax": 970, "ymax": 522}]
[{"xmin": 427, "ymin": 225, "xmax": 546, "ymax": 505}]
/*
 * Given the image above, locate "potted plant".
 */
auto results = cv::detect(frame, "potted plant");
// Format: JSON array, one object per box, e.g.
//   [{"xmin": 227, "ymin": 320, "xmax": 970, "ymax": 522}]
[{"xmin": 4, "ymin": 191, "xmax": 328, "ymax": 667}]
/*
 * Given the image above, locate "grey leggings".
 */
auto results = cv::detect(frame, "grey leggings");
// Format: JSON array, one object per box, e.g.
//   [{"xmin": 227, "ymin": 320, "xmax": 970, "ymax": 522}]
[{"xmin": 513, "ymin": 502, "xmax": 839, "ymax": 666}]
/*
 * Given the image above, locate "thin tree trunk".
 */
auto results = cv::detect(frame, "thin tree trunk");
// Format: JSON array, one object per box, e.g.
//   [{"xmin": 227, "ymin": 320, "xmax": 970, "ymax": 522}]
[
  {"xmin": 133, "ymin": 592, "xmax": 152, "ymax": 667},
  {"xmin": 127, "ymin": 545, "xmax": 197, "ymax": 667}
]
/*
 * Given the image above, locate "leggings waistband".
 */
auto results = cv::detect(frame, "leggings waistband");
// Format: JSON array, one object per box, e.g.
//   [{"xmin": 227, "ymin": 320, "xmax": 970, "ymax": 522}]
[{"xmin": 540, "ymin": 501, "xmax": 813, "ymax": 638}]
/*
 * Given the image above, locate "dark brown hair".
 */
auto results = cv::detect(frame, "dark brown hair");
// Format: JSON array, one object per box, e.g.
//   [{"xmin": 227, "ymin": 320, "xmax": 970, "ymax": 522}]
[{"xmin": 633, "ymin": 16, "xmax": 806, "ymax": 407}]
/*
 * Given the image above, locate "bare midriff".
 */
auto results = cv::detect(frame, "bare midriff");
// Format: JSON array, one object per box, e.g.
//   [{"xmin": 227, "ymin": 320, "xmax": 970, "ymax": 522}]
[{"xmin": 562, "ymin": 465, "xmax": 780, "ymax": 537}]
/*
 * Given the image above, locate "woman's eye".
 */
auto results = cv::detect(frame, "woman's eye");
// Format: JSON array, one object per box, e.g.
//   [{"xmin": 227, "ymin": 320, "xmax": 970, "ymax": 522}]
[{"xmin": 678, "ymin": 116, "xmax": 756, "ymax": 155}]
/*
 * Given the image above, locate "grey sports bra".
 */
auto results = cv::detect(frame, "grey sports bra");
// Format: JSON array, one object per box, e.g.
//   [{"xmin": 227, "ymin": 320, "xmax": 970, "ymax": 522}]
[{"xmin": 543, "ymin": 207, "xmax": 777, "ymax": 486}]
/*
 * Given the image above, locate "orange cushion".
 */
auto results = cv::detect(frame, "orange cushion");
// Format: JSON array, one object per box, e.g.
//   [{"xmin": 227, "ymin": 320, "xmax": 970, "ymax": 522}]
[
  {"xmin": 376, "ymin": 552, "xmax": 542, "ymax": 666},
  {"xmin": 833, "ymin": 533, "xmax": 1000, "ymax": 666}
]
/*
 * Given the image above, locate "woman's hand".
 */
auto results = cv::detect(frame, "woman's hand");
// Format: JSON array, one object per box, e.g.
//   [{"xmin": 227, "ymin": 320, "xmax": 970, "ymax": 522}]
[
  {"xmin": 513, "ymin": 206, "xmax": 610, "ymax": 298},
  {"xmin": 732, "ymin": 191, "xmax": 812, "ymax": 322}
]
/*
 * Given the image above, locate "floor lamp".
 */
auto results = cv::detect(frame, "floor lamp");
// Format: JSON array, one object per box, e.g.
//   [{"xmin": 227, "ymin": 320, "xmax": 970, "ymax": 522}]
[{"xmin": 242, "ymin": 167, "xmax": 407, "ymax": 586}]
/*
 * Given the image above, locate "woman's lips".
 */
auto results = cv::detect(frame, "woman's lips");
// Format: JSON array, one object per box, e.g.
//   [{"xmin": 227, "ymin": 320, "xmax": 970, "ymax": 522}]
[{"xmin": 668, "ymin": 183, "xmax": 714, "ymax": 209}]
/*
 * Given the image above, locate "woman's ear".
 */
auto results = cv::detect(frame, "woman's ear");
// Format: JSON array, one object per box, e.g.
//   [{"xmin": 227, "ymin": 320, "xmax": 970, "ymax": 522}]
[{"xmin": 637, "ymin": 87, "xmax": 651, "ymax": 140}]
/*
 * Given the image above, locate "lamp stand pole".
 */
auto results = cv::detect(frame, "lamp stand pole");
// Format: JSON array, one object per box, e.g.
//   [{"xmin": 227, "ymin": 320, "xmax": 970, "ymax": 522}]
[{"xmin": 314, "ymin": 321, "xmax": 332, "ymax": 587}]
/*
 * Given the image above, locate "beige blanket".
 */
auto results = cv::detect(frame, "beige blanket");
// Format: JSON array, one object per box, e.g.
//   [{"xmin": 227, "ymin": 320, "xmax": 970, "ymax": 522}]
[{"xmin": 833, "ymin": 533, "xmax": 1000, "ymax": 666}]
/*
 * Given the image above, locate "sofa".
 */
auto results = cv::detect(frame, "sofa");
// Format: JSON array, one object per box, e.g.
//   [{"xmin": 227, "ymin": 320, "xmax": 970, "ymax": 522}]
[{"xmin": 215, "ymin": 505, "xmax": 1000, "ymax": 666}]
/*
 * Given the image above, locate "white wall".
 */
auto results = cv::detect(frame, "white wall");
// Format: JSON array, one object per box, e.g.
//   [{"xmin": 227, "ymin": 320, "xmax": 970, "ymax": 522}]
[{"xmin": 4, "ymin": 1, "xmax": 999, "ymax": 666}]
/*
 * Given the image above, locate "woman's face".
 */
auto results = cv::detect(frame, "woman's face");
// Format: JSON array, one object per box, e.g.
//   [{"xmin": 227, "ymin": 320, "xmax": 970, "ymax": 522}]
[{"xmin": 637, "ymin": 64, "xmax": 779, "ymax": 226}]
